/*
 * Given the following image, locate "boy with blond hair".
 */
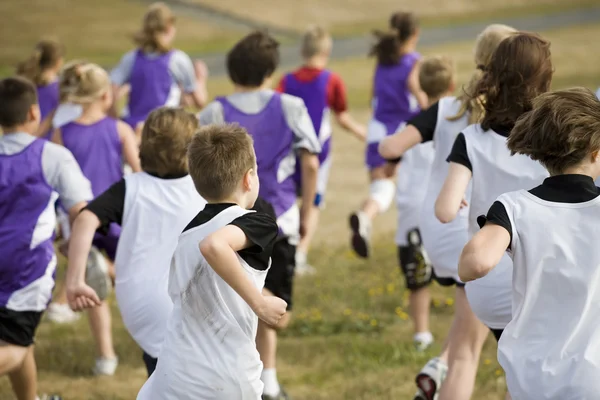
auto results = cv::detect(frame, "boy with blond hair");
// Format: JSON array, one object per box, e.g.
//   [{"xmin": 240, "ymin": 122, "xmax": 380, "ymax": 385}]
[
  {"xmin": 137, "ymin": 124, "xmax": 285, "ymax": 399},
  {"xmin": 277, "ymin": 26, "xmax": 366, "ymax": 274}
]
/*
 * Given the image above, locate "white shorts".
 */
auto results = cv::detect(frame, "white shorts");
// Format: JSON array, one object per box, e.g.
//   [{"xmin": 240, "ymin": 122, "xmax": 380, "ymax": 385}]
[{"xmin": 465, "ymin": 254, "xmax": 512, "ymax": 329}]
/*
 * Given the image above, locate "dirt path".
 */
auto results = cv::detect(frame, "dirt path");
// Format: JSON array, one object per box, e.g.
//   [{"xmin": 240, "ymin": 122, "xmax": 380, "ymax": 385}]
[{"xmin": 161, "ymin": 3, "xmax": 600, "ymax": 76}]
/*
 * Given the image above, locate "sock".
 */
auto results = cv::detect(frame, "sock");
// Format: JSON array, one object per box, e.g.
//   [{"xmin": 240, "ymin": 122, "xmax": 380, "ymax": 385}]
[
  {"xmin": 261, "ymin": 368, "xmax": 280, "ymax": 397},
  {"xmin": 414, "ymin": 331, "xmax": 434, "ymax": 345},
  {"xmin": 295, "ymin": 250, "xmax": 307, "ymax": 267}
]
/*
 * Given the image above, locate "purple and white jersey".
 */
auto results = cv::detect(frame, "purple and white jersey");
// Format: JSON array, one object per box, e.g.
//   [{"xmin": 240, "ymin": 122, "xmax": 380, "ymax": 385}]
[
  {"xmin": 37, "ymin": 80, "xmax": 59, "ymax": 139},
  {"xmin": 111, "ymin": 49, "xmax": 197, "ymax": 129},
  {"xmin": 60, "ymin": 117, "xmax": 123, "ymax": 197},
  {"xmin": 199, "ymin": 90, "xmax": 321, "ymax": 241},
  {"xmin": 0, "ymin": 133, "xmax": 92, "ymax": 312}
]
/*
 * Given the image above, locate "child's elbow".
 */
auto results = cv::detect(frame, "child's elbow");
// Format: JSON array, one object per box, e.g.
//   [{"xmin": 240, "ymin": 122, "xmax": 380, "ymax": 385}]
[
  {"xmin": 302, "ymin": 152, "xmax": 319, "ymax": 173},
  {"xmin": 199, "ymin": 236, "xmax": 222, "ymax": 260},
  {"xmin": 378, "ymin": 139, "xmax": 393, "ymax": 160},
  {"xmin": 458, "ymin": 246, "xmax": 492, "ymax": 282},
  {"xmin": 435, "ymin": 203, "xmax": 457, "ymax": 224}
]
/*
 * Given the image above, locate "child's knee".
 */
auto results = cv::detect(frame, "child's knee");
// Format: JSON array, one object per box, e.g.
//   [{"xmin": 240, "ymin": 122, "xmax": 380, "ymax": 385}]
[
  {"xmin": 0, "ymin": 343, "xmax": 30, "ymax": 374},
  {"xmin": 369, "ymin": 179, "xmax": 395, "ymax": 212}
]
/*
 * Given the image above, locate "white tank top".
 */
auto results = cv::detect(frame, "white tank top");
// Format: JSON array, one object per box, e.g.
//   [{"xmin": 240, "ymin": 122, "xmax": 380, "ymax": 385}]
[
  {"xmin": 497, "ymin": 190, "xmax": 600, "ymax": 400},
  {"xmin": 149, "ymin": 205, "xmax": 268, "ymax": 400},
  {"xmin": 113, "ymin": 172, "xmax": 205, "ymax": 357}
]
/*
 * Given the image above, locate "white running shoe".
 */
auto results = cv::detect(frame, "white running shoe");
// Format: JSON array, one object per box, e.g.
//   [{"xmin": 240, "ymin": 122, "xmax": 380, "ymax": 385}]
[
  {"xmin": 294, "ymin": 251, "xmax": 316, "ymax": 276},
  {"xmin": 46, "ymin": 303, "xmax": 80, "ymax": 324},
  {"xmin": 93, "ymin": 357, "xmax": 118, "ymax": 376},
  {"xmin": 349, "ymin": 211, "xmax": 371, "ymax": 258},
  {"xmin": 414, "ymin": 332, "xmax": 434, "ymax": 352},
  {"xmin": 85, "ymin": 246, "xmax": 111, "ymax": 301},
  {"xmin": 414, "ymin": 357, "xmax": 448, "ymax": 400}
]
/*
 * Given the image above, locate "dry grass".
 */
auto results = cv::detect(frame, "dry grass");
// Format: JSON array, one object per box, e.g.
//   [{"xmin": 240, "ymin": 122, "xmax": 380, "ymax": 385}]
[
  {"xmin": 0, "ymin": 0, "xmax": 241, "ymax": 75},
  {"xmin": 1, "ymin": 22, "xmax": 599, "ymax": 400},
  {"xmin": 185, "ymin": 0, "xmax": 598, "ymax": 35}
]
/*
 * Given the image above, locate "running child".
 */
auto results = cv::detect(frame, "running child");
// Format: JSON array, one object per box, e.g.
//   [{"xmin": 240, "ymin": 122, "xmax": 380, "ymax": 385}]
[
  {"xmin": 0, "ymin": 77, "xmax": 92, "ymax": 400},
  {"xmin": 52, "ymin": 61, "xmax": 141, "ymax": 376},
  {"xmin": 65, "ymin": 107, "xmax": 205, "ymax": 378},
  {"xmin": 110, "ymin": 1, "xmax": 208, "ymax": 140},
  {"xmin": 137, "ymin": 124, "xmax": 286, "ymax": 400},
  {"xmin": 436, "ymin": 32, "xmax": 552, "ymax": 400},
  {"xmin": 379, "ymin": 24, "xmax": 516, "ymax": 400},
  {"xmin": 350, "ymin": 11, "xmax": 427, "ymax": 258},
  {"xmin": 199, "ymin": 31, "xmax": 321, "ymax": 400},
  {"xmin": 380, "ymin": 55, "xmax": 456, "ymax": 353},
  {"xmin": 277, "ymin": 25, "xmax": 366, "ymax": 274},
  {"xmin": 16, "ymin": 38, "xmax": 65, "ymax": 139},
  {"xmin": 460, "ymin": 87, "xmax": 600, "ymax": 400}
]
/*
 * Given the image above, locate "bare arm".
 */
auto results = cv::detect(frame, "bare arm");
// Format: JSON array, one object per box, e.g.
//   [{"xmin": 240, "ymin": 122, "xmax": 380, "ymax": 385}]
[
  {"xmin": 378, "ymin": 124, "xmax": 423, "ymax": 159},
  {"xmin": 50, "ymin": 127, "xmax": 63, "ymax": 146},
  {"xmin": 407, "ymin": 62, "xmax": 428, "ymax": 110},
  {"xmin": 299, "ymin": 149, "xmax": 319, "ymax": 237},
  {"xmin": 117, "ymin": 120, "xmax": 141, "ymax": 172},
  {"xmin": 458, "ymin": 223, "xmax": 511, "ymax": 282},
  {"xmin": 334, "ymin": 111, "xmax": 366, "ymax": 141},
  {"xmin": 200, "ymin": 225, "xmax": 287, "ymax": 325},
  {"xmin": 182, "ymin": 60, "xmax": 208, "ymax": 109},
  {"xmin": 35, "ymin": 109, "xmax": 57, "ymax": 138},
  {"xmin": 435, "ymin": 162, "xmax": 472, "ymax": 223}
]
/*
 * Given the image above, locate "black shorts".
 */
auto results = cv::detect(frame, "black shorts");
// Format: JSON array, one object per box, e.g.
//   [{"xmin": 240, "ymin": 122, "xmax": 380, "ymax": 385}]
[
  {"xmin": 397, "ymin": 228, "xmax": 433, "ymax": 290},
  {"xmin": 264, "ymin": 237, "xmax": 296, "ymax": 311},
  {"xmin": 142, "ymin": 352, "xmax": 158, "ymax": 377},
  {"xmin": 434, "ymin": 275, "xmax": 465, "ymax": 288},
  {"xmin": 0, "ymin": 307, "xmax": 43, "ymax": 347},
  {"xmin": 490, "ymin": 328, "xmax": 503, "ymax": 342}
]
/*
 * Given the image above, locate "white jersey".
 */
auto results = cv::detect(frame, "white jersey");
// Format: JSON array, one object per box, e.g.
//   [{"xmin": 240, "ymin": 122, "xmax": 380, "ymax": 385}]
[
  {"xmin": 497, "ymin": 188, "xmax": 600, "ymax": 399},
  {"xmin": 418, "ymin": 97, "xmax": 470, "ymax": 280},
  {"xmin": 462, "ymin": 124, "xmax": 547, "ymax": 329},
  {"xmin": 138, "ymin": 205, "xmax": 268, "ymax": 400},
  {"xmin": 395, "ymin": 141, "xmax": 434, "ymax": 246},
  {"xmin": 113, "ymin": 172, "xmax": 205, "ymax": 358}
]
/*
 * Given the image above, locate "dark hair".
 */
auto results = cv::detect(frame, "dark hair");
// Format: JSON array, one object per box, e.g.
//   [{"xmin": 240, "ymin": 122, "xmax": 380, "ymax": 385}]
[
  {"xmin": 226, "ymin": 31, "xmax": 280, "ymax": 87},
  {"xmin": 16, "ymin": 38, "xmax": 65, "ymax": 86},
  {"xmin": 0, "ymin": 77, "xmax": 38, "ymax": 128},
  {"xmin": 187, "ymin": 124, "xmax": 256, "ymax": 201},
  {"xmin": 472, "ymin": 32, "xmax": 553, "ymax": 131},
  {"xmin": 140, "ymin": 107, "xmax": 198, "ymax": 177},
  {"xmin": 370, "ymin": 12, "xmax": 418, "ymax": 65},
  {"xmin": 508, "ymin": 88, "xmax": 600, "ymax": 175}
]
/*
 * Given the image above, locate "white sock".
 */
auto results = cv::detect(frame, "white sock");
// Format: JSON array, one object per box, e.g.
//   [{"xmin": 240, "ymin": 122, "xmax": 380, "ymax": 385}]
[
  {"xmin": 261, "ymin": 368, "xmax": 280, "ymax": 396},
  {"xmin": 414, "ymin": 331, "xmax": 434, "ymax": 345},
  {"xmin": 295, "ymin": 250, "xmax": 307, "ymax": 266}
]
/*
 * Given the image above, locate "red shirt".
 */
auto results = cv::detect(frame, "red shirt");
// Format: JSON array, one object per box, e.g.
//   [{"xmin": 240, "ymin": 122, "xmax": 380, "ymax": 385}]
[{"xmin": 276, "ymin": 66, "xmax": 348, "ymax": 114}]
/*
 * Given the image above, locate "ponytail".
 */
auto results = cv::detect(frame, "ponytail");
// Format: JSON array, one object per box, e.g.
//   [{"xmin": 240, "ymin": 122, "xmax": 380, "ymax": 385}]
[
  {"xmin": 369, "ymin": 30, "xmax": 401, "ymax": 65},
  {"xmin": 16, "ymin": 39, "xmax": 65, "ymax": 86},
  {"xmin": 133, "ymin": 2, "xmax": 175, "ymax": 54},
  {"xmin": 16, "ymin": 50, "xmax": 44, "ymax": 85},
  {"xmin": 448, "ymin": 69, "xmax": 485, "ymax": 125}
]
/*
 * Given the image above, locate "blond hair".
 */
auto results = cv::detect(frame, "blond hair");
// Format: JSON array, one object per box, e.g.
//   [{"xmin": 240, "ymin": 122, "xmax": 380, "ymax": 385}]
[
  {"xmin": 59, "ymin": 61, "xmax": 110, "ymax": 104},
  {"xmin": 134, "ymin": 2, "xmax": 175, "ymax": 53},
  {"xmin": 140, "ymin": 107, "xmax": 198, "ymax": 177},
  {"xmin": 301, "ymin": 25, "xmax": 332, "ymax": 59},
  {"xmin": 508, "ymin": 87, "xmax": 600, "ymax": 175},
  {"xmin": 16, "ymin": 38, "xmax": 65, "ymax": 86},
  {"xmin": 448, "ymin": 24, "xmax": 517, "ymax": 124},
  {"xmin": 187, "ymin": 124, "xmax": 256, "ymax": 201},
  {"xmin": 419, "ymin": 55, "xmax": 454, "ymax": 99}
]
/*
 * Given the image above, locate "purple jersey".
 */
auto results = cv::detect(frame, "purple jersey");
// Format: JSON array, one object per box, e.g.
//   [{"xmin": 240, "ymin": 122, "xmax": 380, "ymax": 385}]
[
  {"xmin": 0, "ymin": 139, "xmax": 55, "ymax": 307},
  {"xmin": 124, "ymin": 50, "xmax": 174, "ymax": 129},
  {"xmin": 37, "ymin": 81, "xmax": 59, "ymax": 139},
  {"xmin": 216, "ymin": 94, "xmax": 297, "ymax": 219}
]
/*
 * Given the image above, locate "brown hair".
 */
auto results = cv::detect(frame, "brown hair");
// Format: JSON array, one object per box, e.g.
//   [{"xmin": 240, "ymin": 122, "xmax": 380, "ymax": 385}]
[
  {"xmin": 134, "ymin": 2, "xmax": 175, "ymax": 53},
  {"xmin": 227, "ymin": 31, "xmax": 280, "ymax": 87},
  {"xmin": 449, "ymin": 24, "xmax": 517, "ymax": 124},
  {"xmin": 370, "ymin": 12, "xmax": 418, "ymax": 65},
  {"xmin": 473, "ymin": 32, "xmax": 553, "ymax": 131},
  {"xmin": 16, "ymin": 38, "xmax": 65, "ymax": 86},
  {"xmin": 0, "ymin": 77, "xmax": 38, "ymax": 128},
  {"xmin": 508, "ymin": 88, "xmax": 600, "ymax": 175},
  {"xmin": 419, "ymin": 55, "xmax": 454, "ymax": 99},
  {"xmin": 59, "ymin": 61, "xmax": 110, "ymax": 104},
  {"xmin": 301, "ymin": 25, "xmax": 332, "ymax": 59},
  {"xmin": 187, "ymin": 124, "xmax": 256, "ymax": 201},
  {"xmin": 140, "ymin": 107, "xmax": 198, "ymax": 177}
]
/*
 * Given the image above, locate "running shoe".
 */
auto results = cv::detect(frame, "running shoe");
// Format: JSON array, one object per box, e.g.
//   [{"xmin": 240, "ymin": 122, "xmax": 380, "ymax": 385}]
[
  {"xmin": 349, "ymin": 211, "xmax": 371, "ymax": 258},
  {"xmin": 85, "ymin": 246, "xmax": 112, "ymax": 301},
  {"xmin": 414, "ymin": 357, "xmax": 448, "ymax": 400}
]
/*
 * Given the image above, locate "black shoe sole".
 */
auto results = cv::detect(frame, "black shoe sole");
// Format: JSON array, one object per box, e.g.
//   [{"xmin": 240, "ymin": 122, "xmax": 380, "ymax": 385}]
[{"xmin": 349, "ymin": 214, "xmax": 369, "ymax": 258}]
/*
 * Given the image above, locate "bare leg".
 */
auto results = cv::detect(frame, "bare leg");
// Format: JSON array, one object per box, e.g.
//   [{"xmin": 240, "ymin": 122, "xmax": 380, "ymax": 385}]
[
  {"xmin": 8, "ymin": 345, "xmax": 37, "ymax": 400},
  {"xmin": 0, "ymin": 342, "xmax": 28, "ymax": 376},
  {"xmin": 87, "ymin": 301, "xmax": 116, "ymax": 360},
  {"xmin": 296, "ymin": 207, "xmax": 320, "ymax": 259},
  {"xmin": 410, "ymin": 286, "xmax": 431, "ymax": 336},
  {"xmin": 438, "ymin": 287, "xmax": 490, "ymax": 400}
]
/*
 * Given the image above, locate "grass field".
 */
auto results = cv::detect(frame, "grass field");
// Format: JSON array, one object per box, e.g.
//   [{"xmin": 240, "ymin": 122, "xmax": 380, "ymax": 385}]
[
  {"xmin": 0, "ymin": 20, "xmax": 599, "ymax": 400},
  {"xmin": 186, "ymin": 0, "xmax": 599, "ymax": 35}
]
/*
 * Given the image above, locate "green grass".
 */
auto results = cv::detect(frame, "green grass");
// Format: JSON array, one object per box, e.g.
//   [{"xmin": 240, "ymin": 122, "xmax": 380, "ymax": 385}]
[{"xmin": 1, "ymin": 21, "xmax": 600, "ymax": 400}]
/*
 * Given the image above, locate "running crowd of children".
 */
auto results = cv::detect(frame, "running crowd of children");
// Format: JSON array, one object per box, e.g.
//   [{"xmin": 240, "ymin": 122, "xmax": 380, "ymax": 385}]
[{"xmin": 2, "ymin": 2, "xmax": 600, "ymax": 400}]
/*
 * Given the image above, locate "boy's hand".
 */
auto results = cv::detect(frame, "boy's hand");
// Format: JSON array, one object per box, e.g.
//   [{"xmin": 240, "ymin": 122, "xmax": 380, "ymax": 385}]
[
  {"xmin": 67, "ymin": 282, "xmax": 101, "ymax": 311},
  {"xmin": 254, "ymin": 296, "xmax": 287, "ymax": 326}
]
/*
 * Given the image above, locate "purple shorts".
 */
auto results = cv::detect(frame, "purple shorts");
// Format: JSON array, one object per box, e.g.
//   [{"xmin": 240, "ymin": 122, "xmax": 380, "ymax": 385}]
[
  {"xmin": 365, "ymin": 119, "xmax": 407, "ymax": 170},
  {"xmin": 92, "ymin": 223, "xmax": 121, "ymax": 261}
]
